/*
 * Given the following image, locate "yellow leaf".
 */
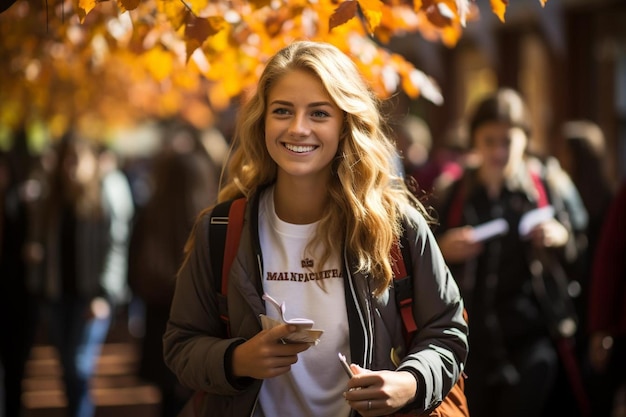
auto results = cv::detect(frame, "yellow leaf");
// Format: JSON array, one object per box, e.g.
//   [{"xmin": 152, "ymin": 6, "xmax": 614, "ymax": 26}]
[
  {"xmin": 203, "ymin": 22, "xmax": 230, "ymax": 54},
  {"xmin": 538, "ymin": 0, "xmax": 548, "ymax": 6},
  {"xmin": 77, "ymin": 0, "xmax": 97, "ymax": 23},
  {"xmin": 413, "ymin": 0, "xmax": 423, "ymax": 13},
  {"xmin": 358, "ymin": 0, "xmax": 383, "ymax": 33},
  {"xmin": 143, "ymin": 48, "xmax": 174, "ymax": 82},
  {"xmin": 185, "ymin": 0, "xmax": 210, "ymax": 14},
  {"xmin": 490, "ymin": 0, "xmax": 508, "ymax": 23},
  {"xmin": 157, "ymin": 0, "xmax": 188, "ymax": 31}
]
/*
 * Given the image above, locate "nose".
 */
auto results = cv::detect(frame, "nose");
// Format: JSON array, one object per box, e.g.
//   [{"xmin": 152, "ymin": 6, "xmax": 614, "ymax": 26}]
[{"xmin": 288, "ymin": 113, "xmax": 311, "ymax": 137}]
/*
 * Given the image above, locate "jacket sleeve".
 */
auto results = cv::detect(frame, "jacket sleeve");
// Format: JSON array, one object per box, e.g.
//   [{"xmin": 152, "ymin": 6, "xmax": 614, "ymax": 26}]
[
  {"xmin": 396, "ymin": 205, "xmax": 469, "ymax": 413},
  {"xmin": 163, "ymin": 212, "xmax": 250, "ymax": 395}
]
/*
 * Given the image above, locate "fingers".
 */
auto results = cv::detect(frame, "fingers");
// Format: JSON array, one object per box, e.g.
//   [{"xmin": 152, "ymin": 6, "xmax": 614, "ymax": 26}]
[
  {"xmin": 344, "ymin": 369, "xmax": 417, "ymax": 415},
  {"xmin": 530, "ymin": 220, "xmax": 568, "ymax": 248},
  {"xmin": 344, "ymin": 386, "xmax": 382, "ymax": 416},
  {"xmin": 266, "ymin": 324, "xmax": 311, "ymax": 352},
  {"xmin": 231, "ymin": 324, "xmax": 311, "ymax": 379},
  {"xmin": 439, "ymin": 227, "xmax": 483, "ymax": 263}
]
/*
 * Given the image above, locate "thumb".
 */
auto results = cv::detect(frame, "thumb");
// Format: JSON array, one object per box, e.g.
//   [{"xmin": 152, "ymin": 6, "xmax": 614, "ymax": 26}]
[
  {"xmin": 350, "ymin": 364, "xmax": 370, "ymax": 375},
  {"xmin": 266, "ymin": 323, "xmax": 297, "ymax": 342}
]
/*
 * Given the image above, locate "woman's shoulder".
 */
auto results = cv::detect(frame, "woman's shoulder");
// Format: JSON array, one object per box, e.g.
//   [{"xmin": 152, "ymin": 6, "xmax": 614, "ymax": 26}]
[{"xmin": 398, "ymin": 200, "xmax": 434, "ymax": 238}]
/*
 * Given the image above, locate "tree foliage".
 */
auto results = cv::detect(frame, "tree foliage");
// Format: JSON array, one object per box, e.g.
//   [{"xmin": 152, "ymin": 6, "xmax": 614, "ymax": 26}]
[{"xmin": 0, "ymin": 0, "xmax": 547, "ymax": 139}]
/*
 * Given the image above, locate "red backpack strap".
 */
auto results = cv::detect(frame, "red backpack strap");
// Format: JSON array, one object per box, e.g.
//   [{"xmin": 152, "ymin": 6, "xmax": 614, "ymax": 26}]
[
  {"xmin": 391, "ymin": 228, "xmax": 418, "ymax": 345},
  {"xmin": 529, "ymin": 171, "xmax": 549, "ymax": 208},
  {"xmin": 222, "ymin": 198, "xmax": 247, "ymax": 294},
  {"xmin": 208, "ymin": 197, "xmax": 247, "ymax": 335}
]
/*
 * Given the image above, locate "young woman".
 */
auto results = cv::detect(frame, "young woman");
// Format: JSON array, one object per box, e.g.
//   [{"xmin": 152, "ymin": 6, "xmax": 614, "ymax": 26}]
[
  {"xmin": 433, "ymin": 88, "xmax": 588, "ymax": 417},
  {"xmin": 163, "ymin": 41, "xmax": 468, "ymax": 417}
]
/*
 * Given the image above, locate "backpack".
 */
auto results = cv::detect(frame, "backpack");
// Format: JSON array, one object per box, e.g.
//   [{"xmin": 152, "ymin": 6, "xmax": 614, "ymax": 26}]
[{"xmin": 182, "ymin": 197, "xmax": 469, "ymax": 417}]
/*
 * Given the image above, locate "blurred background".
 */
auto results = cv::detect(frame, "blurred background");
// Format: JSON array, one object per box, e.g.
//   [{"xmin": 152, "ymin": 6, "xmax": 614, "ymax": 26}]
[{"xmin": 1, "ymin": 0, "xmax": 625, "ymax": 416}]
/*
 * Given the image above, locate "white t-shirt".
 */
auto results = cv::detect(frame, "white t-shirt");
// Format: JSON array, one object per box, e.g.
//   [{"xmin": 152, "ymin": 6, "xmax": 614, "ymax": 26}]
[{"xmin": 256, "ymin": 188, "xmax": 351, "ymax": 417}]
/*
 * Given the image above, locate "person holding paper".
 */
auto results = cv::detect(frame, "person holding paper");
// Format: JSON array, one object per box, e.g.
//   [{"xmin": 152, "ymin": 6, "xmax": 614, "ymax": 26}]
[
  {"xmin": 432, "ymin": 88, "xmax": 588, "ymax": 417},
  {"xmin": 163, "ymin": 41, "xmax": 468, "ymax": 417}
]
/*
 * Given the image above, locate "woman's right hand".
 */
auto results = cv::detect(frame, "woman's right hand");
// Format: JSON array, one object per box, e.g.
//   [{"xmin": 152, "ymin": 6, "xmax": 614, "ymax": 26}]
[
  {"xmin": 231, "ymin": 324, "xmax": 311, "ymax": 379},
  {"xmin": 437, "ymin": 226, "xmax": 483, "ymax": 263}
]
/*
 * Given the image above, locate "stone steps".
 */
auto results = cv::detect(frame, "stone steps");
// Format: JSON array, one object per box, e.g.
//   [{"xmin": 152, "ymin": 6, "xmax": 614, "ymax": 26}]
[{"xmin": 21, "ymin": 332, "xmax": 162, "ymax": 417}]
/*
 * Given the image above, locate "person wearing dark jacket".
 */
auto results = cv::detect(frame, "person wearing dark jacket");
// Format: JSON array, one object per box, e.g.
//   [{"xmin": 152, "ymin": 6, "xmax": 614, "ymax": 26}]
[
  {"xmin": 433, "ymin": 88, "xmax": 588, "ymax": 417},
  {"xmin": 163, "ymin": 41, "xmax": 468, "ymax": 417}
]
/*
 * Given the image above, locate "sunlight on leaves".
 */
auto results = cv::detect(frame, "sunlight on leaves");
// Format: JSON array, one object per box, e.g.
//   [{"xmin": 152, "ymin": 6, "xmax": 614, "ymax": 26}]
[
  {"xmin": 118, "ymin": 0, "xmax": 141, "ymax": 13},
  {"xmin": 490, "ymin": 0, "xmax": 508, "ymax": 23},
  {"xmin": 0, "ymin": 0, "xmax": 538, "ymax": 137},
  {"xmin": 76, "ymin": 0, "xmax": 97, "ymax": 22},
  {"xmin": 329, "ymin": 1, "xmax": 359, "ymax": 31},
  {"xmin": 358, "ymin": 0, "xmax": 383, "ymax": 33}
]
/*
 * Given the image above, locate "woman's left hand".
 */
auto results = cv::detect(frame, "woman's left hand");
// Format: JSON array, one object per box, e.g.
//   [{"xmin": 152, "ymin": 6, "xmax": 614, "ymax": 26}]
[{"xmin": 343, "ymin": 365, "xmax": 417, "ymax": 416}]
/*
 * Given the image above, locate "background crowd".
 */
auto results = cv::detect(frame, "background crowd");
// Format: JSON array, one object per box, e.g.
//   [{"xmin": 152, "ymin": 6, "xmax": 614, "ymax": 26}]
[{"xmin": 1, "ymin": 89, "xmax": 625, "ymax": 417}]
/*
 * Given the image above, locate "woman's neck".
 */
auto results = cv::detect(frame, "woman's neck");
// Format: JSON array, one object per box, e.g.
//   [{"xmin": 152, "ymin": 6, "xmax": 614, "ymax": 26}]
[{"xmin": 273, "ymin": 179, "xmax": 329, "ymax": 224}]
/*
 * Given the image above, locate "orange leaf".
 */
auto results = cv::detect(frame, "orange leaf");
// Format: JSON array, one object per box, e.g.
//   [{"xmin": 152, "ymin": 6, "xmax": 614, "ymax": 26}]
[
  {"xmin": 77, "ymin": 0, "xmax": 97, "ymax": 23},
  {"xmin": 424, "ymin": 3, "xmax": 451, "ymax": 28},
  {"xmin": 538, "ymin": 0, "xmax": 548, "ymax": 6},
  {"xmin": 329, "ymin": 1, "xmax": 359, "ymax": 32},
  {"xmin": 413, "ymin": 0, "xmax": 423, "ymax": 13},
  {"xmin": 117, "ymin": 0, "xmax": 140, "ymax": 12},
  {"xmin": 490, "ymin": 0, "xmax": 508, "ymax": 22},
  {"xmin": 358, "ymin": 0, "xmax": 383, "ymax": 32},
  {"xmin": 249, "ymin": 0, "xmax": 272, "ymax": 9},
  {"xmin": 185, "ymin": 16, "xmax": 225, "ymax": 60}
]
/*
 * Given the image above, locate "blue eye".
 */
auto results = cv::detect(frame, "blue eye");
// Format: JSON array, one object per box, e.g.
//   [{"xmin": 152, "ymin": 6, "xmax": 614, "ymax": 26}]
[
  {"xmin": 312, "ymin": 110, "xmax": 329, "ymax": 118},
  {"xmin": 272, "ymin": 108, "xmax": 291, "ymax": 115}
]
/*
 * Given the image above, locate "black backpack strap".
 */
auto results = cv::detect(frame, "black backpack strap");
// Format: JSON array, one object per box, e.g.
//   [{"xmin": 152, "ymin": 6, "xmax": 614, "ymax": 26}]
[{"xmin": 208, "ymin": 198, "xmax": 247, "ymax": 335}]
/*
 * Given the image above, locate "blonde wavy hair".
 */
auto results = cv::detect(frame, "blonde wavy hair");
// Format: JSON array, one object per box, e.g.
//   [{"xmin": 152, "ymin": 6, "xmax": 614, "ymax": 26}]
[{"xmin": 210, "ymin": 41, "xmax": 427, "ymax": 295}]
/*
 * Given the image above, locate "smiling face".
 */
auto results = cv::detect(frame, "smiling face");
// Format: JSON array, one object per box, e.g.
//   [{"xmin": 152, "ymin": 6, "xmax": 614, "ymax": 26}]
[{"xmin": 265, "ymin": 69, "xmax": 343, "ymax": 185}]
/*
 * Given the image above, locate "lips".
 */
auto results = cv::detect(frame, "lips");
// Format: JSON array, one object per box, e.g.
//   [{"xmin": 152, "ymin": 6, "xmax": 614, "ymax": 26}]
[{"xmin": 284, "ymin": 143, "xmax": 317, "ymax": 153}]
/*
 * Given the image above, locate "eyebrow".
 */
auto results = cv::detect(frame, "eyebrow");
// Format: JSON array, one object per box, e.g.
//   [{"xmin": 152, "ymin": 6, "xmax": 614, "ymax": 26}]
[{"xmin": 269, "ymin": 100, "xmax": 334, "ymax": 108}]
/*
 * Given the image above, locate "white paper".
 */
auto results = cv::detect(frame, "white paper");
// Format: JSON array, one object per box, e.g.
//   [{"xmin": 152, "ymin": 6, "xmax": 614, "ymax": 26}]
[
  {"xmin": 470, "ymin": 218, "xmax": 509, "ymax": 242},
  {"xmin": 261, "ymin": 293, "xmax": 322, "ymax": 344},
  {"xmin": 518, "ymin": 205, "xmax": 555, "ymax": 237}
]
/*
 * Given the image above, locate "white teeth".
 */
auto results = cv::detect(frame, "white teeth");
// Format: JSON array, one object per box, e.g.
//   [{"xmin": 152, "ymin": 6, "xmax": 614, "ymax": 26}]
[{"xmin": 285, "ymin": 143, "xmax": 315, "ymax": 153}]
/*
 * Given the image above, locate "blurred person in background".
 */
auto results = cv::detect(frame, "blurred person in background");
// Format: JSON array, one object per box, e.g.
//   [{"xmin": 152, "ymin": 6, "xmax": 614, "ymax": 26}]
[
  {"xmin": 127, "ymin": 119, "xmax": 221, "ymax": 417},
  {"xmin": 26, "ymin": 132, "xmax": 134, "ymax": 417},
  {"xmin": 553, "ymin": 120, "xmax": 617, "ymax": 417},
  {"xmin": 0, "ymin": 129, "xmax": 41, "ymax": 417},
  {"xmin": 432, "ymin": 88, "xmax": 588, "ymax": 417},
  {"xmin": 558, "ymin": 120, "xmax": 616, "ymax": 322},
  {"xmin": 586, "ymin": 179, "xmax": 626, "ymax": 417},
  {"xmin": 559, "ymin": 120, "xmax": 615, "ymax": 254},
  {"xmin": 393, "ymin": 115, "xmax": 471, "ymax": 208},
  {"xmin": 393, "ymin": 114, "xmax": 432, "ymax": 182}
]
